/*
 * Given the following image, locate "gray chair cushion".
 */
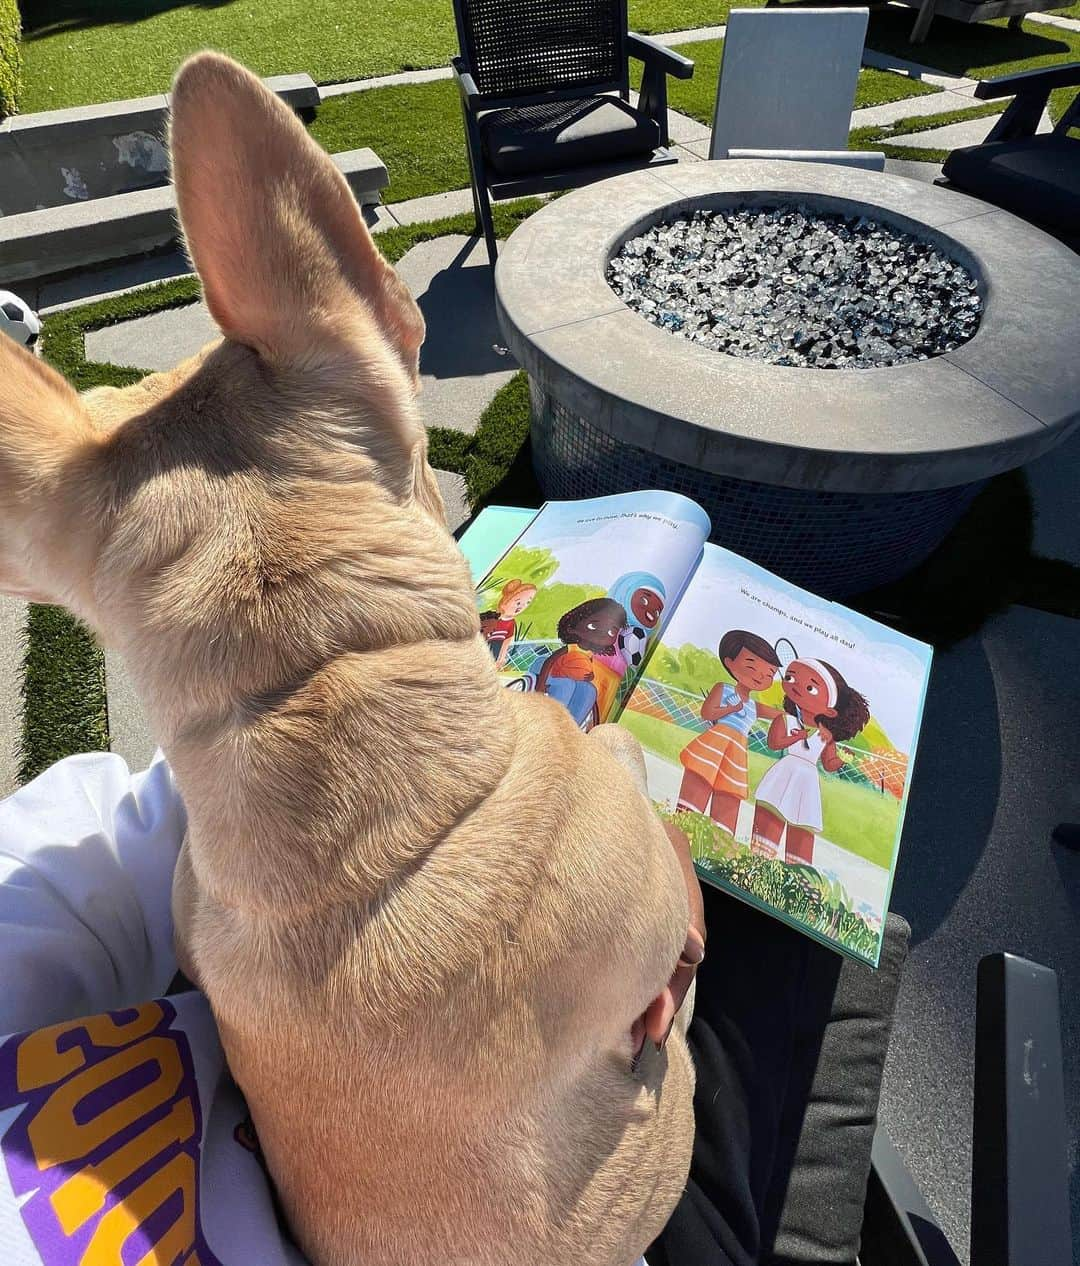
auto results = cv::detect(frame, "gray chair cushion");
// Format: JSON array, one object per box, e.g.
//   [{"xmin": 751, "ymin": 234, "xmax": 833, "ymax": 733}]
[
  {"xmin": 480, "ymin": 96, "xmax": 660, "ymax": 178},
  {"xmin": 765, "ymin": 913, "xmax": 911, "ymax": 1265},
  {"xmin": 943, "ymin": 134, "xmax": 1080, "ymax": 237}
]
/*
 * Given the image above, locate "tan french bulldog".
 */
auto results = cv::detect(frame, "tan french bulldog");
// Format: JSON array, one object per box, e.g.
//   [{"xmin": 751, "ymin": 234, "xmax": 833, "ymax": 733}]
[{"xmin": 0, "ymin": 53, "xmax": 699, "ymax": 1266}]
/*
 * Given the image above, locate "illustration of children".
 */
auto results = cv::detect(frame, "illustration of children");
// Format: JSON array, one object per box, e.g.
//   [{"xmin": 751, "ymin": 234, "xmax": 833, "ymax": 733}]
[
  {"xmin": 479, "ymin": 579, "xmax": 537, "ymax": 671},
  {"xmin": 677, "ymin": 630, "xmax": 783, "ymax": 837},
  {"xmin": 601, "ymin": 571, "xmax": 667, "ymax": 677},
  {"xmin": 534, "ymin": 597, "xmax": 627, "ymax": 730},
  {"xmin": 751, "ymin": 658, "xmax": 871, "ymax": 865}
]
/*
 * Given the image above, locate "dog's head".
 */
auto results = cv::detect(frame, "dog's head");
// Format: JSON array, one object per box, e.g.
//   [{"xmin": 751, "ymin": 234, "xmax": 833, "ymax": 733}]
[{"xmin": 0, "ymin": 53, "xmax": 478, "ymax": 729}]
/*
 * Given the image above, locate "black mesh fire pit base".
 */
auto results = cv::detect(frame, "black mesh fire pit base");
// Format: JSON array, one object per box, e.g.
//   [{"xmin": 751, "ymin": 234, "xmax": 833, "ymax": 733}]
[{"xmin": 531, "ymin": 385, "xmax": 982, "ymax": 597}]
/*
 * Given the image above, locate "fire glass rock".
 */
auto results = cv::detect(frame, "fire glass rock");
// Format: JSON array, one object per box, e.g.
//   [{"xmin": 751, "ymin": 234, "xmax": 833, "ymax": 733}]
[{"xmin": 607, "ymin": 205, "xmax": 982, "ymax": 369}]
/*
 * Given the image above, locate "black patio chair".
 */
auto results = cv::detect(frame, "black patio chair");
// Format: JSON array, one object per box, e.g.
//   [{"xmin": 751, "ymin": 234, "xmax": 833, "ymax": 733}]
[
  {"xmin": 941, "ymin": 63, "xmax": 1080, "ymax": 249},
  {"xmin": 451, "ymin": 0, "xmax": 693, "ymax": 266},
  {"xmin": 861, "ymin": 953, "xmax": 1073, "ymax": 1266}
]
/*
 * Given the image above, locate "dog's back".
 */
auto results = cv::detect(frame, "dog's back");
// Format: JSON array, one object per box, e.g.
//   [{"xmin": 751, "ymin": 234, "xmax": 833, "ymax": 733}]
[{"xmin": 0, "ymin": 54, "xmax": 695, "ymax": 1266}]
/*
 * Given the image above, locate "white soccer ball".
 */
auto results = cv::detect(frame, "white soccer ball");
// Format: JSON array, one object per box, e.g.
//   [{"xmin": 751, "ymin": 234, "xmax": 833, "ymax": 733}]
[
  {"xmin": 0, "ymin": 291, "xmax": 42, "ymax": 350},
  {"xmin": 618, "ymin": 625, "xmax": 651, "ymax": 670}
]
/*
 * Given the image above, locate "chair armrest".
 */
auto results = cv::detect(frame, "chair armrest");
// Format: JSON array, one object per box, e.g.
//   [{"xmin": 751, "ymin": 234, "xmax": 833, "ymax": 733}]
[
  {"xmin": 451, "ymin": 56, "xmax": 484, "ymax": 112},
  {"xmin": 971, "ymin": 954, "xmax": 1072, "ymax": 1266},
  {"xmin": 975, "ymin": 60, "xmax": 1080, "ymax": 99},
  {"xmin": 862, "ymin": 1129, "xmax": 962, "ymax": 1266},
  {"xmin": 627, "ymin": 32, "xmax": 695, "ymax": 80}
]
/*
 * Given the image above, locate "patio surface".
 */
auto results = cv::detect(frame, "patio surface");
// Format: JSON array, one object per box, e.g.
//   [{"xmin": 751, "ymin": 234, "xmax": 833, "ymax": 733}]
[{"xmin": 2, "ymin": 23, "xmax": 1079, "ymax": 1252}]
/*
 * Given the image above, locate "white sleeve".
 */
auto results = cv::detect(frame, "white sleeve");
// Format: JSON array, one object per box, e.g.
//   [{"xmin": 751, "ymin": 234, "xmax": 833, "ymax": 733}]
[{"xmin": 0, "ymin": 750, "xmax": 186, "ymax": 1034}]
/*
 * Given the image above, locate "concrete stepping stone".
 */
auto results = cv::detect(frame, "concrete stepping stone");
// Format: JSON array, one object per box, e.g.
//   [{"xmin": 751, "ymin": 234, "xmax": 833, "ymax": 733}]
[
  {"xmin": 395, "ymin": 234, "xmax": 518, "ymax": 434},
  {"xmin": 0, "ymin": 596, "xmax": 25, "ymax": 797},
  {"xmin": 851, "ymin": 87, "xmax": 971, "ymax": 130},
  {"xmin": 890, "ymin": 110, "xmax": 1052, "ymax": 150},
  {"xmin": 85, "ymin": 302, "xmax": 218, "ymax": 373},
  {"xmin": 883, "ymin": 156, "xmax": 945, "ymax": 183}
]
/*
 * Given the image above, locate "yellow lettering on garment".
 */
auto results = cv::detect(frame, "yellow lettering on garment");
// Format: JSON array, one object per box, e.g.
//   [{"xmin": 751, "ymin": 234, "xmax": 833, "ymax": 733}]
[
  {"xmin": 0, "ymin": 1000, "xmax": 224, "ymax": 1266},
  {"xmin": 50, "ymin": 1098, "xmax": 196, "ymax": 1235},
  {"xmin": 16, "ymin": 1005, "xmax": 164, "ymax": 1093}
]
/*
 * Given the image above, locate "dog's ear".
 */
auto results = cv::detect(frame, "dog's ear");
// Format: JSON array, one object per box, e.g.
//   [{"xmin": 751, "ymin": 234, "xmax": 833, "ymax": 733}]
[
  {"xmin": 169, "ymin": 52, "xmax": 424, "ymax": 383},
  {"xmin": 0, "ymin": 337, "xmax": 96, "ymax": 601}
]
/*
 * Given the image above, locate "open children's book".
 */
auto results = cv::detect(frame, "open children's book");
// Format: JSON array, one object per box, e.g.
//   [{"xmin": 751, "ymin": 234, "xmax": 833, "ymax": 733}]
[{"xmin": 460, "ymin": 490, "xmax": 933, "ymax": 968}]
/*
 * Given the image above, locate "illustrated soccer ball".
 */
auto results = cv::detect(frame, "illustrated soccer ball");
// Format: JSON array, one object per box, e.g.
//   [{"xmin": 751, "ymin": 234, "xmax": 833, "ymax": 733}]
[
  {"xmin": 0, "ymin": 291, "xmax": 41, "ymax": 349},
  {"xmin": 618, "ymin": 625, "xmax": 650, "ymax": 669}
]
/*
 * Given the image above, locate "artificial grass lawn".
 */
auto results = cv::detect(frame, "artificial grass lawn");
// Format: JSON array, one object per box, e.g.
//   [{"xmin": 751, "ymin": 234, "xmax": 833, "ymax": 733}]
[
  {"xmin": 310, "ymin": 79, "xmax": 466, "ymax": 205},
  {"xmin": 20, "ymin": 606, "xmax": 108, "ymax": 784},
  {"xmin": 631, "ymin": 37, "xmax": 941, "ymax": 129},
  {"xmin": 18, "ymin": 0, "xmax": 748, "ymax": 113},
  {"xmin": 22, "ymin": 201, "xmax": 541, "ymax": 782}
]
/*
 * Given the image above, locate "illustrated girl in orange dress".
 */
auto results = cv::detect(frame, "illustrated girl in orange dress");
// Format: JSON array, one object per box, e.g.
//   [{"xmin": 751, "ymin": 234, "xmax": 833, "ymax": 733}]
[{"xmin": 678, "ymin": 630, "xmax": 783, "ymax": 838}]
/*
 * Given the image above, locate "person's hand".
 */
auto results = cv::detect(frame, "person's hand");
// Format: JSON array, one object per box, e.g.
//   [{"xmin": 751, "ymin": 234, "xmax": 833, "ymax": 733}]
[
  {"xmin": 584, "ymin": 671, "xmax": 595, "ymax": 682},
  {"xmin": 790, "ymin": 727, "xmax": 809, "ymax": 743},
  {"xmin": 631, "ymin": 822, "xmax": 705, "ymax": 1057}
]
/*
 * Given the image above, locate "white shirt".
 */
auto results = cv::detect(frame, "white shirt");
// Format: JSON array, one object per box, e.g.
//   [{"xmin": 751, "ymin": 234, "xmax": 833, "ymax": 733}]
[{"xmin": 0, "ymin": 752, "xmax": 648, "ymax": 1266}]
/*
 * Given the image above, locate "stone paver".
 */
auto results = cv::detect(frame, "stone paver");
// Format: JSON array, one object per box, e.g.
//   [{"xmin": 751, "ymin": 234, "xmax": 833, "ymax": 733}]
[
  {"xmin": 1027, "ymin": 8, "xmax": 1080, "ymax": 31},
  {"xmin": 85, "ymin": 303, "xmax": 218, "ymax": 373},
  {"xmin": 396, "ymin": 234, "xmax": 518, "ymax": 434},
  {"xmin": 0, "ymin": 597, "xmax": 25, "ymax": 797},
  {"xmin": 889, "ymin": 109, "xmax": 1052, "ymax": 150},
  {"xmin": 436, "ymin": 469, "xmax": 470, "ymax": 532},
  {"xmin": 883, "ymin": 157, "xmax": 945, "ymax": 184},
  {"xmin": 666, "ymin": 107, "xmax": 711, "ymax": 145},
  {"xmin": 852, "ymin": 86, "xmax": 974, "ymax": 130},
  {"xmin": 319, "ymin": 66, "xmax": 452, "ymax": 96},
  {"xmin": 40, "ymin": 248, "xmax": 193, "ymax": 315},
  {"xmin": 103, "ymin": 650, "xmax": 157, "ymax": 772},
  {"xmin": 680, "ymin": 137, "xmax": 712, "ymax": 159},
  {"xmin": 387, "ymin": 187, "xmax": 475, "ymax": 226}
]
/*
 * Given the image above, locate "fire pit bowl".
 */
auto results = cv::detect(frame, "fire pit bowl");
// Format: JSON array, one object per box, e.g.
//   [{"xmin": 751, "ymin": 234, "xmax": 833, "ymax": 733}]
[{"xmin": 494, "ymin": 161, "xmax": 1080, "ymax": 596}]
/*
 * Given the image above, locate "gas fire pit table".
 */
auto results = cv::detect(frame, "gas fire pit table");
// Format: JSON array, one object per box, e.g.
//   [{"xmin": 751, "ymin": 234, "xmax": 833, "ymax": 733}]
[{"xmin": 494, "ymin": 160, "xmax": 1080, "ymax": 596}]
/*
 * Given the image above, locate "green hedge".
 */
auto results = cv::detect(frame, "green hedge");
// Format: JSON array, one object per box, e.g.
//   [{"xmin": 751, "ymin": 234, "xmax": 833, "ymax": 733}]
[{"xmin": 0, "ymin": 0, "xmax": 20, "ymax": 119}]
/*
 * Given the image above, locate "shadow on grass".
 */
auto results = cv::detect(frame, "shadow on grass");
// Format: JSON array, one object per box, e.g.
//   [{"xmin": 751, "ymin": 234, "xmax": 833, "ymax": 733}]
[
  {"xmin": 21, "ymin": 0, "xmax": 238, "ymax": 39},
  {"xmin": 770, "ymin": 0, "xmax": 1073, "ymax": 76}
]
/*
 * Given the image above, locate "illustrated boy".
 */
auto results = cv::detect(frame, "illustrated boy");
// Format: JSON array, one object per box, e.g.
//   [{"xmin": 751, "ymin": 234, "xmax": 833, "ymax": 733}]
[
  {"xmin": 677, "ymin": 630, "xmax": 783, "ymax": 838},
  {"xmin": 480, "ymin": 579, "xmax": 537, "ymax": 671}
]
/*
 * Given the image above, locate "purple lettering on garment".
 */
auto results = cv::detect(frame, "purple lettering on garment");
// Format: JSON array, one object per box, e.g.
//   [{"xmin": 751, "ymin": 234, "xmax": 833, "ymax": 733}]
[{"xmin": 0, "ymin": 999, "xmax": 224, "ymax": 1266}]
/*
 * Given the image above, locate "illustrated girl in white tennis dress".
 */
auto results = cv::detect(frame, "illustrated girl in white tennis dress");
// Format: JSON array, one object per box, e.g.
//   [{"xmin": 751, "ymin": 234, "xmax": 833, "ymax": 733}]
[{"xmin": 751, "ymin": 657, "xmax": 870, "ymax": 866}]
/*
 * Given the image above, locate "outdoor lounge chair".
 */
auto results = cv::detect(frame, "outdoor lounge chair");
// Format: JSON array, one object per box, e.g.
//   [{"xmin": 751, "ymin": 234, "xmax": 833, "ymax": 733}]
[
  {"xmin": 895, "ymin": 0, "xmax": 1061, "ymax": 46},
  {"xmin": 707, "ymin": 9, "xmax": 886, "ymax": 172},
  {"xmin": 451, "ymin": 0, "xmax": 694, "ymax": 266},
  {"xmin": 941, "ymin": 63, "xmax": 1080, "ymax": 247}
]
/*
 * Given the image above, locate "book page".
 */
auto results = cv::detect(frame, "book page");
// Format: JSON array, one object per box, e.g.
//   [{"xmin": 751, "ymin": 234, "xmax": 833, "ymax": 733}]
[
  {"xmin": 474, "ymin": 491, "xmax": 710, "ymax": 730},
  {"xmin": 620, "ymin": 543, "xmax": 932, "ymax": 967}
]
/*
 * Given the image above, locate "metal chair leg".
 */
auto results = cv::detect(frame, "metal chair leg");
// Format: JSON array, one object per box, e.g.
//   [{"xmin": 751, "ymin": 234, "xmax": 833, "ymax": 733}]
[{"xmin": 910, "ymin": 0, "xmax": 936, "ymax": 43}]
